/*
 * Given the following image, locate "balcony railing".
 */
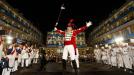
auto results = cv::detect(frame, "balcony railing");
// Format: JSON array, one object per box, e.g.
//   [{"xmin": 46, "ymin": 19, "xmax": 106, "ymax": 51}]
[{"xmin": 0, "ymin": 6, "xmax": 41, "ymax": 36}]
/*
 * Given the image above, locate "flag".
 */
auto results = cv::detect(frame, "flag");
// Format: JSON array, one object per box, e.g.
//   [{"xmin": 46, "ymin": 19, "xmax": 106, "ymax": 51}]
[{"xmin": 61, "ymin": 4, "xmax": 65, "ymax": 10}]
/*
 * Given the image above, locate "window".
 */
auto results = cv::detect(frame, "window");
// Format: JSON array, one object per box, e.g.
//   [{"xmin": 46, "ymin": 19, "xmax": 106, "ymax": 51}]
[
  {"xmin": 116, "ymin": 21, "xmax": 120, "ymax": 26},
  {"xmin": 11, "ymin": 21, "xmax": 15, "ymax": 25},
  {"xmin": 129, "ymin": 12, "xmax": 134, "ymax": 20},
  {"xmin": 13, "ymin": 13, "xmax": 16, "ymax": 18},
  {"xmin": 130, "ymin": 25, "xmax": 134, "ymax": 33},
  {"xmin": 121, "ymin": 18, "xmax": 125, "ymax": 25},
  {"xmin": 2, "ymin": 15, "xmax": 6, "ymax": 20},
  {"xmin": 122, "ymin": 29, "xmax": 129, "ymax": 40},
  {"xmin": 0, "ymin": 8, "xmax": 5, "ymax": 13}
]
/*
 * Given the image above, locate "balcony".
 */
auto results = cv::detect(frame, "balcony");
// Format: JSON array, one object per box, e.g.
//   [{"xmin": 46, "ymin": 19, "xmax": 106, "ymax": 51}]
[{"xmin": 0, "ymin": 6, "xmax": 39, "ymax": 35}]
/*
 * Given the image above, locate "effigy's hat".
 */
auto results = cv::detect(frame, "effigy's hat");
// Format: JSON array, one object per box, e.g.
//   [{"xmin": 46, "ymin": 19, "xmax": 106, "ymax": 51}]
[{"xmin": 67, "ymin": 19, "xmax": 75, "ymax": 27}]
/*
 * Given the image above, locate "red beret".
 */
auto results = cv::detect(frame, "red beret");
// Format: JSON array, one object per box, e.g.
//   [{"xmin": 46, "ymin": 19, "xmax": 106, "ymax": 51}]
[{"xmin": 67, "ymin": 19, "xmax": 75, "ymax": 27}]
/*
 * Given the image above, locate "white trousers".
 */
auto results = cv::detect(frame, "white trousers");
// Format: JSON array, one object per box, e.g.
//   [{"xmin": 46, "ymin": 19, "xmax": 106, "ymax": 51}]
[
  {"xmin": 102, "ymin": 56, "xmax": 107, "ymax": 64},
  {"xmin": 21, "ymin": 58, "xmax": 29, "ymax": 67},
  {"xmin": 13, "ymin": 60, "xmax": 18, "ymax": 72},
  {"xmin": 111, "ymin": 56, "xmax": 117, "ymax": 66},
  {"xmin": 75, "ymin": 49, "xmax": 79, "ymax": 68},
  {"xmin": 28, "ymin": 58, "xmax": 31, "ymax": 65},
  {"xmin": 70, "ymin": 55, "xmax": 79, "ymax": 68},
  {"xmin": 107, "ymin": 56, "xmax": 111, "ymax": 65},
  {"xmin": 122, "ymin": 55, "xmax": 132, "ymax": 69},
  {"xmin": 132, "ymin": 56, "xmax": 134, "ymax": 66},
  {"xmin": 117, "ymin": 55, "xmax": 124, "ymax": 68},
  {"xmin": 96, "ymin": 55, "xmax": 101, "ymax": 63},
  {"xmin": 18, "ymin": 54, "xmax": 21, "ymax": 64},
  {"xmin": 2, "ymin": 68, "xmax": 11, "ymax": 75},
  {"xmin": 75, "ymin": 56, "xmax": 79, "ymax": 68},
  {"xmin": 33, "ymin": 58, "xmax": 38, "ymax": 63},
  {"xmin": 62, "ymin": 45, "xmax": 75, "ymax": 60}
]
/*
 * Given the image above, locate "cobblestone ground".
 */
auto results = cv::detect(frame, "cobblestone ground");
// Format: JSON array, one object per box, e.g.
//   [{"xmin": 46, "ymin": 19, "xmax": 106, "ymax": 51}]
[{"xmin": 8, "ymin": 62, "xmax": 134, "ymax": 75}]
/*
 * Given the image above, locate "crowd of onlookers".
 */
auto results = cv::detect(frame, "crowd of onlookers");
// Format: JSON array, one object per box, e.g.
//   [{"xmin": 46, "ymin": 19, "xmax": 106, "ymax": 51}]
[
  {"xmin": 0, "ymin": 40, "xmax": 40, "ymax": 75},
  {"xmin": 43, "ymin": 53, "xmax": 95, "ymax": 63},
  {"xmin": 94, "ymin": 43, "xmax": 134, "ymax": 73},
  {"xmin": 2, "ymin": 38, "xmax": 134, "ymax": 74}
]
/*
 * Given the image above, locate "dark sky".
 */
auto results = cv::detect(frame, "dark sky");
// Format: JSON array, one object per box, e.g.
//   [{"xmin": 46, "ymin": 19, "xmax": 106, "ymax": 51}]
[{"xmin": 5, "ymin": 0, "xmax": 126, "ymax": 41}]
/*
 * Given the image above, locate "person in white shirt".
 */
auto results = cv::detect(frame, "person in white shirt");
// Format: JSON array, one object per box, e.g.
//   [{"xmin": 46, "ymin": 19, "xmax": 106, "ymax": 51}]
[
  {"xmin": 28, "ymin": 46, "xmax": 34, "ymax": 66},
  {"xmin": 110, "ymin": 44, "xmax": 117, "ymax": 67},
  {"xmin": 116, "ymin": 44, "xmax": 124, "ymax": 68},
  {"xmin": 2, "ymin": 44, "xmax": 15, "ymax": 75},
  {"xmin": 104, "ymin": 44, "xmax": 111, "ymax": 65},
  {"xmin": 0, "ymin": 39, "xmax": 4, "ymax": 61},
  {"xmin": 21, "ymin": 45, "xmax": 29, "ymax": 68},
  {"xmin": 101, "ymin": 46, "xmax": 107, "ymax": 64},
  {"xmin": 122, "ymin": 43, "xmax": 133, "ymax": 72},
  {"xmin": 34, "ymin": 49, "xmax": 39, "ymax": 64},
  {"xmin": 94, "ymin": 45, "xmax": 101, "ymax": 63}
]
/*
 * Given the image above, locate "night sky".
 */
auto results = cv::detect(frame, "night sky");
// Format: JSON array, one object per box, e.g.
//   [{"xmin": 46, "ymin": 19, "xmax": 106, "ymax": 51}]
[{"xmin": 5, "ymin": 0, "xmax": 126, "ymax": 42}]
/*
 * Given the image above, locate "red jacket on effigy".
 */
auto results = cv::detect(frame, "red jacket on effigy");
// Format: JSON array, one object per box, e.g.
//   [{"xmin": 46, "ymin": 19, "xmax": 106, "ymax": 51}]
[{"xmin": 55, "ymin": 25, "xmax": 88, "ymax": 55}]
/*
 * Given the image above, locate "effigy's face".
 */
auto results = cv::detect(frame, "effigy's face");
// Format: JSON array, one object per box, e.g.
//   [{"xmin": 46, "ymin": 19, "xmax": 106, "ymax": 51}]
[{"xmin": 67, "ymin": 27, "xmax": 73, "ymax": 32}]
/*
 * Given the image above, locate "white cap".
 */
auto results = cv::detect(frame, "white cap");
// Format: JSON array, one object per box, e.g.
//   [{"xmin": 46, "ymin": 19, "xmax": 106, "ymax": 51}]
[
  {"xmin": 111, "ymin": 44, "xmax": 115, "ymax": 46},
  {"xmin": 130, "ymin": 39, "xmax": 134, "ymax": 43},
  {"xmin": 108, "ymin": 46, "xmax": 111, "ymax": 49},
  {"xmin": 105, "ymin": 44, "xmax": 108, "ymax": 47},
  {"xmin": 95, "ymin": 45, "xmax": 98, "ymax": 48},
  {"xmin": 101, "ymin": 47, "xmax": 104, "ymax": 49}
]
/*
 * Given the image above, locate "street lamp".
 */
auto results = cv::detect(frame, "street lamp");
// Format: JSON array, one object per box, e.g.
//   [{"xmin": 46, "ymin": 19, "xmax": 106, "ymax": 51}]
[
  {"xmin": 114, "ymin": 37, "xmax": 124, "ymax": 44},
  {"xmin": 6, "ymin": 35, "xmax": 13, "ymax": 44}
]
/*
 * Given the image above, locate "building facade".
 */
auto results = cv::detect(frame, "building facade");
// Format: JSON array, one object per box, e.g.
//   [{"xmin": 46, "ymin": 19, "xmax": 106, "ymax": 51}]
[
  {"xmin": 0, "ymin": 0, "xmax": 43, "ymax": 45},
  {"xmin": 88, "ymin": 1, "xmax": 134, "ymax": 46}
]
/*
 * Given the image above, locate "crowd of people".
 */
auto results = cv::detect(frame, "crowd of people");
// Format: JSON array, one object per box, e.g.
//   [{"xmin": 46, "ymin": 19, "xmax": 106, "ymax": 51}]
[
  {"xmin": 0, "ymin": 40, "xmax": 40, "ymax": 75},
  {"xmin": 94, "ymin": 41, "xmax": 134, "ymax": 73},
  {"xmin": 79, "ymin": 54, "xmax": 95, "ymax": 63}
]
